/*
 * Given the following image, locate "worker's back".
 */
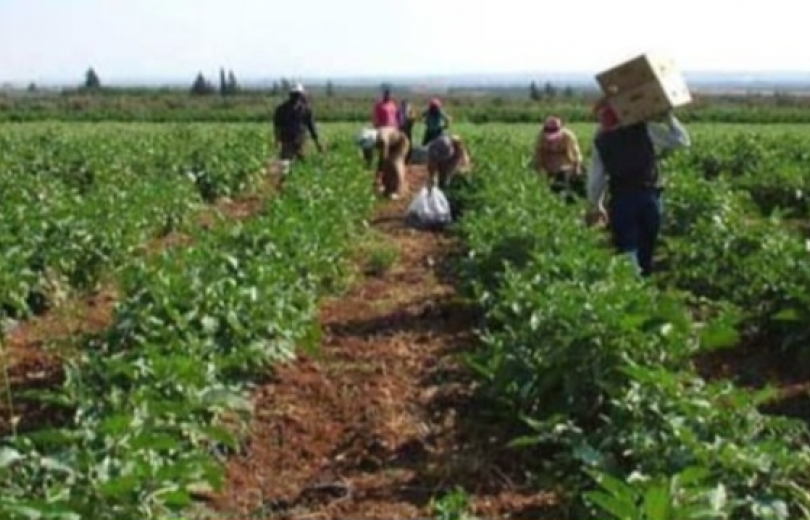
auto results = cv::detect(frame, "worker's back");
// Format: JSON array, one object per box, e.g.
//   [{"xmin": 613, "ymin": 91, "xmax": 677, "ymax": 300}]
[
  {"xmin": 594, "ymin": 122, "xmax": 658, "ymax": 192},
  {"xmin": 274, "ymin": 99, "xmax": 311, "ymax": 142}
]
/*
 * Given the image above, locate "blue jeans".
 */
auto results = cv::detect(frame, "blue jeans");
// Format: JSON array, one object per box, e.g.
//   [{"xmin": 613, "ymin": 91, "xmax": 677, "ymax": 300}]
[{"xmin": 608, "ymin": 189, "xmax": 662, "ymax": 277}]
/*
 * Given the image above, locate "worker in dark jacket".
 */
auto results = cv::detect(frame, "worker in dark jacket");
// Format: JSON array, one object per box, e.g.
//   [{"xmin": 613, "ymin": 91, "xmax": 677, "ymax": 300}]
[
  {"xmin": 585, "ymin": 99, "xmax": 690, "ymax": 277},
  {"xmin": 273, "ymin": 83, "xmax": 323, "ymax": 161}
]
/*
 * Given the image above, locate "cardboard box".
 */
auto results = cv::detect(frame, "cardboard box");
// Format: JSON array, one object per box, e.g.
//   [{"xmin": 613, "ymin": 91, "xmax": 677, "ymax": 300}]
[{"xmin": 596, "ymin": 54, "xmax": 692, "ymax": 126}]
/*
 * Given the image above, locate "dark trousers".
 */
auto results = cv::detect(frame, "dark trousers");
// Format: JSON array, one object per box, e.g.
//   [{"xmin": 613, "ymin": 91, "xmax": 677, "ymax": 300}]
[
  {"xmin": 280, "ymin": 140, "xmax": 305, "ymax": 161},
  {"xmin": 608, "ymin": 189, "xmax": 662, "ymax": 277},
  {"xmin": 549, "ymin": 171, "xmax": 586, "ymax": 202}
]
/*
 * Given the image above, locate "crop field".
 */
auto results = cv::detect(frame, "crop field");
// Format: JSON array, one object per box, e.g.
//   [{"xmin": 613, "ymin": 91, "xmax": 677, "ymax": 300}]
[{"xmin": 1, "ymin": 120, "xmax": 810, "ymax": 519}]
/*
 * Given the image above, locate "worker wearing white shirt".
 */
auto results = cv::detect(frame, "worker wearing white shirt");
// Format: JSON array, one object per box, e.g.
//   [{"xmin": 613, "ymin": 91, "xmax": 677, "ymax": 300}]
[{"xmin": 585, "ymin": 100, "xmax": 691, "ymax": 277}]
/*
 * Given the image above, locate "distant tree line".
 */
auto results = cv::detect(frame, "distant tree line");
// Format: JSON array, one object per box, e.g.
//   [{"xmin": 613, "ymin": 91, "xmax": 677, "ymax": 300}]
[
  {"xmin": 56, "ymin": 67, "xmax": 687, "ymax": 108},
  {"xmin": 5, "ymin": 67, "xmax": 809, "ymax": 126}
]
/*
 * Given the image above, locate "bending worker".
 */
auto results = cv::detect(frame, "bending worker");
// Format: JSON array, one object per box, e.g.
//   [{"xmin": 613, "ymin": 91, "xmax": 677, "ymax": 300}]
[
  {"xmin": 356, "ymin": 127, "xmax": 410, "ymax": 199},
  {"xmin": 427, "ymin": 134, "xmax": 470, "ymax": 190},
  {"xmin": 532, "ymin": 116, "xmax": 584, "ymax": 198},
  {"xmin": 585, "ymin": 100, "xmax": 690, "ymax": 277}
]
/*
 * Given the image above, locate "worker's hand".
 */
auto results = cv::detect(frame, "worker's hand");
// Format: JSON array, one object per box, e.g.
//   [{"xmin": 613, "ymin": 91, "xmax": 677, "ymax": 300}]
[{"xmin": 585, "ymin": 205, "xmax": 608, "ymax": 228}]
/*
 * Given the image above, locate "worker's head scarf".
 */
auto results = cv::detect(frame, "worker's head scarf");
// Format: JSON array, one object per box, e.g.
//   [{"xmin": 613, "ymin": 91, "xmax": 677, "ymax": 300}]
[
  {"xmin": 542, "ymin": 116, "xmax": 563, "ymax": 141},
  {"xmin": 594, "ymin": 98, "xmax": 620, "ymax": 131}
]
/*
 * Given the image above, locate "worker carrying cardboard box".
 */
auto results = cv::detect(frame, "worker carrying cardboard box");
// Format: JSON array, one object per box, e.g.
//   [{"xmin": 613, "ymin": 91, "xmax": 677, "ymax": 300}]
[
  {"xmin": 584, "ymin": 98, "xmax": 690, "ymax": 278},
  {"xmin": 595, "ymin": 53, "xmax": 692, "ymax": 128}
]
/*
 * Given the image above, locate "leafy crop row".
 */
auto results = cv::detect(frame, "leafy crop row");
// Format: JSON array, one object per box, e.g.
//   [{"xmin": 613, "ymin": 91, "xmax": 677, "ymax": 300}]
[
  {"xmin": 0, "ymin": 135, "xmax": 374, "ymax": 519},
  {"xmin": 445, "ymin": 127, "xmax": 810, "ymax": 519},
  {"xmin": 655, "ymin": 129, "xmax": 810, "ymax": 376},
  {"xmin": 0, "ymin": 124, "xmax": 267, "ymax": 319},
  {"xmin": 4, "ymin": 91, "xmax": 810, "ymax": 125}
]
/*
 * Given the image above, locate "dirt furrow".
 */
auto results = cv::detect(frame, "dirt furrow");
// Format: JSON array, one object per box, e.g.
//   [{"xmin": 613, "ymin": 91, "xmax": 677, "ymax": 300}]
[{"xmin": 210, "ymin": 167, "xmax": 556, "ymax": 520}]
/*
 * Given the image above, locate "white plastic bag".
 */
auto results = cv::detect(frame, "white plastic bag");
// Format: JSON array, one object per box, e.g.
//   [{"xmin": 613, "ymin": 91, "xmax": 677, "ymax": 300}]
[{"xmin": 406, "ymin": 186, "xmax": 452, "ymax": 228}]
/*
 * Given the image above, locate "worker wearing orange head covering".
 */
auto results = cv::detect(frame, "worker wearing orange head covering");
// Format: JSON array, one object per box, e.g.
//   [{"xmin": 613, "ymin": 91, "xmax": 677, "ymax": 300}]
[
  {"xmin": 585, "ymin": 98, "xmax": 691, "ymax": 277},
  {"xmin": 532, "ymin": 115, "xmax": 583, "ymax": 197}
]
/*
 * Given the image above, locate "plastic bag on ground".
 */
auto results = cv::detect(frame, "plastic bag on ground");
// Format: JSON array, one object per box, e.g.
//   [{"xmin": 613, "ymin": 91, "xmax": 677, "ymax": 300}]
[{"xmin": 405, "ymin": 186, "xmax": 452, "ymax": 230}]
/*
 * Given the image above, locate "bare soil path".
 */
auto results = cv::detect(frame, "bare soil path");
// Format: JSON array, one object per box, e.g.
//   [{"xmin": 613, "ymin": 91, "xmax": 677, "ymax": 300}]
[{"xmin": 210, "ymin": 166, "xmax": 556, "ymax": 519}]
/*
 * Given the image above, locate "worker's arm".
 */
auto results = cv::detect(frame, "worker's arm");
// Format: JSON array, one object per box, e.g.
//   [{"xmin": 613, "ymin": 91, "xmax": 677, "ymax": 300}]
[
  {"xmin": 646, "ymin": 111, "xmax": 690, "ymax": 150},
  {"xmin": 305, "ymin": 110, "xmax": 323, "ymax": 151},
  {"xmin": 586, "ymin": 144, "xmax": 608, "ymax": 210},
  {"xmin": 442, "ymin": 112, "xmax": 451, "ymax": 128},
  {"xmin": 567, "ymin": 131, "xmax": 583, "ymax": 174}
]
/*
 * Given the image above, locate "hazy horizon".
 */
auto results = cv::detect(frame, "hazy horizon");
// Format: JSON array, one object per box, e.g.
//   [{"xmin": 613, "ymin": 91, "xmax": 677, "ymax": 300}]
[{"xmin": 4, "ymin": 70, "xmax": 810, "ymax": 91}]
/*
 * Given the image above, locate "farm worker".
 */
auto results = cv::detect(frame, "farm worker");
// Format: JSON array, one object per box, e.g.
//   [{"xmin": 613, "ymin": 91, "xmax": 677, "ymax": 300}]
[
  {"xmin": 372, "ymin": 87, "xmax": 399, "ymax": 129},
  {"xmin": 585, "ymin": 99, "xmax": 691, "ymax": 277},
  {"xmin": 355, "ymin": 127, "xmax": 378, "ymax": 169},
  {"xmin": 362, "ymin": 127, "xmax": 410, "ymax": 199},
  {"xmin": 427, "ymin": 134, "xmax": 470, "ymax": 190},
  {"xmin": 532, "ymin": 116, "xmax": 584, "ymax": 197},
  {"xmin": 273, "ymin": 82, "xmax": 323, "ymax": 161},
  {"xmin": 422, "ymin": 98, "xmax": 451, "ymax": 146},
  {"xmin": 398, "ymin": 99, "xmax": 417, "ymax": 163}
]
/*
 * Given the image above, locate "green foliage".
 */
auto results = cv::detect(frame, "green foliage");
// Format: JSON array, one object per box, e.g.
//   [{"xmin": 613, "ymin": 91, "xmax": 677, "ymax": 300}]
[
  {"xmin": 0, "ymin": 124, "xmax": 374, "ymax": 518},
  {"xmin": 444, "ymin": 123, "xmax": 810, "ymax": 519},
  {"xmin": 430, "ymin": 487, "xmax": 477, "ymax": 520},
  {"xmin": 4, "ymin": 120, "xmax": 810, "ymax": 519},
  {"xmin": 0, "ymin": 124, "xmax": 268, "ymax": 318},
  {"xmin": 4, "ymin": 90, "xmax": 810, "ymax": 123}
]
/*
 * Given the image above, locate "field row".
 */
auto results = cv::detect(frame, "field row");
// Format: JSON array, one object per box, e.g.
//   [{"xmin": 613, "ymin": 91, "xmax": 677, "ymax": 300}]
[
  {"xmin": 4, "ymin": 92, "xmax": 810, "ymax": 124},
  {"xmin": 444, "ymin": 124, "xmax": 810, "ymax": 518},
  {"xmin": 2, "ymin": 122, "xmax": 810, "ymax": 519},
  {"xmin": 0, "ymin": 125, "xmax": 375, "ymax": 518}
]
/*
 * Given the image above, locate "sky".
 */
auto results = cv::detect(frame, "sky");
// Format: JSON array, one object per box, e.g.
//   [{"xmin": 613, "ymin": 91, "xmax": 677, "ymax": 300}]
[{"xmin": 0, "ymin": 0, "xmax": 806, "ymax": 84}]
